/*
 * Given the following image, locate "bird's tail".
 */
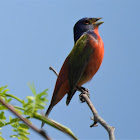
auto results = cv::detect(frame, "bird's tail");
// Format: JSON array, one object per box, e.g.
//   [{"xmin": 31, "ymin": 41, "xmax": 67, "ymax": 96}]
[
  {"xmin": 66, "ymin": 89, "xmax": 76, "ymax": 105},
  {"xmin": 41, "ymin": 104, "xmax": 53, "ymax": 128}
]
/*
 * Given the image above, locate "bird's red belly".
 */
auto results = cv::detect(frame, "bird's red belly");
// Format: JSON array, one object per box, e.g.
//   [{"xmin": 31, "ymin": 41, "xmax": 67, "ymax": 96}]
[{"xmin": 78, "ymin": 44, "xmax": 104, "ymax": 86}]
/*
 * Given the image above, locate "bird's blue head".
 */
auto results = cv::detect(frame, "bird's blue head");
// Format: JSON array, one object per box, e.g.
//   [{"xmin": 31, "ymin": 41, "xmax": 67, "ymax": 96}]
[{"xmin": 73, "ymin": 17, "xmax": 103, "ymax": 42}]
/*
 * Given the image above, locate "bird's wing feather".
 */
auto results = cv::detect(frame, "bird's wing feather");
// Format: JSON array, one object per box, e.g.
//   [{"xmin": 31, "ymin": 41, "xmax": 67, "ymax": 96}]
[{"xmin": 66, "ymin": 34, "xmax": 93, "ymax": 105}]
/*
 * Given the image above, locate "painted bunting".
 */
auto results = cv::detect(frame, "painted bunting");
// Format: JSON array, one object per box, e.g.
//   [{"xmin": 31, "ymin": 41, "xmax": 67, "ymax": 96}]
[{"xmin": 41, "ymin": 17, "xmax": 104, "ymax": 128}]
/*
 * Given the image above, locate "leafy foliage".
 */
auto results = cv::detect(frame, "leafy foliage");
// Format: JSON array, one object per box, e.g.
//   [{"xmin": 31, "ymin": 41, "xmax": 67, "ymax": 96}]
[
  {"xmin": 0, "ymin": 84, "xmax": 78, "ymax": 140},
  {"xmin": 0, "ymin": 111, "xmax": 6, "ymax": 127},
  {"xmin": 10, "ymin": 117, "xmax": 29, "ymax": 140},
  {"xmin": 0, "ymin": 84, "xmax": 48, "ymax": 140},
  {"xmin": 0, "ymin": 86, "xmax": 11, "ymax": 110},
  {"xmin": 23, "ymin": 83, "xmax": 48, "ymax": 115}
]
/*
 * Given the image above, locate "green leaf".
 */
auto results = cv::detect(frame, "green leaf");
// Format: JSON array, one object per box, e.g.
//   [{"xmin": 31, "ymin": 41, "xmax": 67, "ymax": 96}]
[
  {"xmin": 0, "ymin": 89, "xmax": 9, "ymax": 96},
  {"xmin": 35, "ymin": 104, "xmax": 44, "ymax": 109},
  {"xmin": 0, "ymin": 87, "xmax": 4, "ymax": 92},
  {"xmin": 0, "ymin": 136, "xmax": 5, "ymax": 140},
  {"xmin": 24, "ymin": 106, "xmax": 34, "ymax": 114},
  {"xmin": 0, "ymin": 105, "xmax": 7, "ymax": 110},
  {"xmin": 9, "ymin": 116, "xmax": 12, "ymax": 121},
  {"xmin": 27, "ymin": 82, "xmax": 36, "ymax": 96},
  {"xmin": 0, "ymin": 86, "xmax": 9, "ymax": 97},
  {"xmin": 10, "ymin": 135, "xmax": 18, "ymax": 138},
  {"xmin": 36, "ymin": 90, "xmax": 48, "ymax": 98},
  {"xmin": 0, "ymin": 111, "xmax": 6, "ymax": 127},
  {"xmin": 12, "ymin": 128, "xmax": 18, "ymax": 132},
  {"xmin": 26, "ymin": 96, "xmax": 35, "ymax": 100},
  {"xmin": 23, "ymin": 101, "xmax": 33, "ymax": 108},
  {"xmin": 18, "ymin": 128, "xmax": 29, "ymax": 135},
  {"xmin": 10, "ymin": 118, "xmax": 20, "ymax": 123},
  {"xmin": 0, "ymin": 111, "xmax": 6, "ymax": 120},
  {"xmin": 0, "ymin": 121, "xmax": 4, "ymax": 127},
  {"xmin": 14, "ymin": 106, "xmax": 25, "ymax": 111},
  {"xmin": 19, "ymin": 124, "xmax": 29, "ymax": 130},
  {"xmin": 11, "ymin": 122, "xmax": 19, "ymax": 128},
  {"xmin": 0, "ymin": 85, "xmax": 7, "ymax": 92},
  {"xmin": 18, "ymin": 134, "xmax": 29, "ymax": 140}
]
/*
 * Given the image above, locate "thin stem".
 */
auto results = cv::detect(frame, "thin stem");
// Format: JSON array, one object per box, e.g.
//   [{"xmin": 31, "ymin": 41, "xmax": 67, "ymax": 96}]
[
  {"xmin": 14, "ymin": 106, "xmax": 25, "ymax": 111},
  {"xmin": 5, "ymin": 93, "xmax": 23, "ymax": 103},
  {"xmin": 49, "ymin": 66, "xmax": 58, "ymax": 76},
  {"xmin": 4, "ymin": 116, "xmax": 30, "ymax": 126}
]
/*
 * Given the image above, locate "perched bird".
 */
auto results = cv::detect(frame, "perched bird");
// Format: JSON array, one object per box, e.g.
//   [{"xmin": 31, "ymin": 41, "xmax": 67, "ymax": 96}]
[{"xmin": 41, "ymin": 17, "xmax": 104, "ymax": 128}]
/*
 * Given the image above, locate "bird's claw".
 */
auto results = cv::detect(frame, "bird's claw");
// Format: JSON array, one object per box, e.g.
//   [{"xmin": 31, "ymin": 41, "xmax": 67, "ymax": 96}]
[
  {"xmin": 79, "ymin": 93, "xmax": 86, "ymax": 103},
  {"xmin": 81, "ymin": 87, "xmax": 89, "ymax": 93},
  {"xmin": 79, "ymin": 86, "xmax": 90, "ymax": 103},
  {"xmin": 81, "ymin": 86, "xmax": 90, "ymax": 98}
]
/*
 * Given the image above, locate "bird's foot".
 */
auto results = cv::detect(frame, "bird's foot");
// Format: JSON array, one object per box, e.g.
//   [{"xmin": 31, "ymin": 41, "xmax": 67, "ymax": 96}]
[
  {"xmin": 79, "ymin": 86, "xmax": 90, "ymax": 103},
  {"xmin": 80, "ymin": 87, "xmax": 89, "ymax": 93}
]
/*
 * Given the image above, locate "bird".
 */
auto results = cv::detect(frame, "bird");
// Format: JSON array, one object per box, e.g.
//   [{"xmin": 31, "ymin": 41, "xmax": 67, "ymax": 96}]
[{"xmin": 41, "ymin": 17, "xmax": 104, "ymax": 128}]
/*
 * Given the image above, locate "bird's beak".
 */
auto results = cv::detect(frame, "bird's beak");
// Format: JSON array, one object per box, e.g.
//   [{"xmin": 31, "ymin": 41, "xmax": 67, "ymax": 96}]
[
  {"xmin": 93, "ymin": 20, "xmax": 104, "ymax": 26},
  {"xmin": 91, "ymin": 17, "xmax": 102, "ymax": 23},
  {"xmin": 96, "ymin": 17, "xmax": 102, "ymax": 21},
  {"xmin": 91, "ymin": 18, "xmax": 104, "ymax": 26}
]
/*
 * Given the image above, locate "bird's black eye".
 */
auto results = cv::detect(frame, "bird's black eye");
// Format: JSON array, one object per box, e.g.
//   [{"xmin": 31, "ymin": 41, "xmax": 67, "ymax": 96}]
[{"xmin": 84, "ymin": 20, "xmax": 90, "ymax": 25}]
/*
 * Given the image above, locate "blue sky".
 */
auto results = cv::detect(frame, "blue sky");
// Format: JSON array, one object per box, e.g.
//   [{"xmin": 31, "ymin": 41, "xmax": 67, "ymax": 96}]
[{"xmin": 0, "ymin": 0, "xmax": 140, "ymax": 139}]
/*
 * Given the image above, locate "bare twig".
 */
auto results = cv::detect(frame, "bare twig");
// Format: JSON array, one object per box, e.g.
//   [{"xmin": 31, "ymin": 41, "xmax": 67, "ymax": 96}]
[
  {"xmin": 49, "ymin": 66, "xmax": 58, "ymax": 76},
  {"xmin": 49, "ymin": 66, "xmax": 115, "ymax": 140},
  {"xmin": 79, "ymin": 92, "xmax": 115, "ymax": 140},
  {"xmin": 0, "ymin": 98, "xmax": 51, "ymax": 140}
]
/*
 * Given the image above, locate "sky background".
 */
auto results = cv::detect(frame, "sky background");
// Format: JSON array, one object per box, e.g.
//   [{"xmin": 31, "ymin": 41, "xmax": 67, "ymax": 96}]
[{"xmin": 0, "ymin": 0, "xmax": 140, "ymax": 139}]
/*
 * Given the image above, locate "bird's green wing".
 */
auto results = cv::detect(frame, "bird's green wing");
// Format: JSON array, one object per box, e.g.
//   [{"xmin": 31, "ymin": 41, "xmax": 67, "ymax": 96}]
[{"xmin": 66, "ymin": 34, "xmax": 93, "ymax": 105}]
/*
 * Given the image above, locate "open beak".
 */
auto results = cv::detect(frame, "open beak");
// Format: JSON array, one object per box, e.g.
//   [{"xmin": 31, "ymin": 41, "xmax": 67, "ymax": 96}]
[{"xmin": 92, "ymin": 18, "xmax": 104, "ymax": 26}]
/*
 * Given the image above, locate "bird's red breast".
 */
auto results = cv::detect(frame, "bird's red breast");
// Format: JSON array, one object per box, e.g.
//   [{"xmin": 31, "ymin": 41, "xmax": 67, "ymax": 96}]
[{"xmin": 78, "ymin": 30, "xmax": 104, "ymax": 86}]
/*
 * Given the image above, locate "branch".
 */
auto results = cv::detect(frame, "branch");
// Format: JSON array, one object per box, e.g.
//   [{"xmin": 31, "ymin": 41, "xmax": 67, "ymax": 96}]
[
  {"xmin": 34, "ymin": 113, "xmax": 78, "ymax": 140},
  {"xmin": 49, "ymin": 66, "xmax": 58, "ymax": 76},
  {"xmin": 0, "ymin": 97, "xmax": 51, "ymax": 140},
  {"xmin": 49, "ymin": 66, "xmax": 115, "ymax": 140},
  {"xmin": 79, "ymin": 92, "xmax": 115, "ymax": 140}
]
